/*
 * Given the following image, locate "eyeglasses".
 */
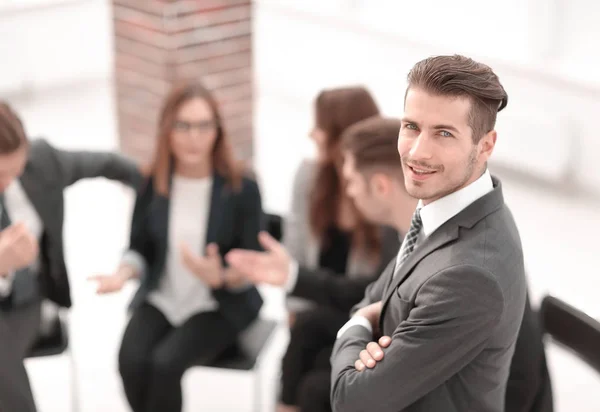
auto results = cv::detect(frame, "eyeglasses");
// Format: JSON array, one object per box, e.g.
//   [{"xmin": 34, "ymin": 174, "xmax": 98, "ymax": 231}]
[{"xmin": 173, "ymin": 119, "xmax": 217, "ymax": 133}]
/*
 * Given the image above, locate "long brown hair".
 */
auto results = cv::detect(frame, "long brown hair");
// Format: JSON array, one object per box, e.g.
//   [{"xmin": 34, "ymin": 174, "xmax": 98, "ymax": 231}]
[
  {"xmin": 309, "ymin": 87, "xmax": 381, "ymax": 257},
  {"xmin": 147, "ymin": 81, "xmax": 243, "ymax": 195}
]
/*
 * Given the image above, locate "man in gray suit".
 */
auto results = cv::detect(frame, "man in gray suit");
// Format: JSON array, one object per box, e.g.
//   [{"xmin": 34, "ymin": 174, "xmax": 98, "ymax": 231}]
[
  {"xmin": 330, "ymin": 55, "xmax": 527, "ymax": 412},
  {"xmin": 0, "ymin": 102, "xmax": 141, "ymax": 411}
]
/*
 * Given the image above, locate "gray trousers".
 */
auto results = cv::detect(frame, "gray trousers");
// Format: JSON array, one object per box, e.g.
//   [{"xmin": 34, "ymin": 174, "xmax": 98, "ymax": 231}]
[{"xmin": 0, "ymin": 301, "xmax": 41, "ymax": 412}]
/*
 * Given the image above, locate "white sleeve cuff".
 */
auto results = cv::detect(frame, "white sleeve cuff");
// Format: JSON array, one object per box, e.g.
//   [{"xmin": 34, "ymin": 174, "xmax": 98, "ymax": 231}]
[
  {"xmin": 120, "ymin": 250, "xmax": 146, "ymax": 279},
  {"xmin": 0, "ymin": 271, "xmax": 15, "ymax": 297},
  {"xmin": 336, "ymin": 315, "xmax": 373, "ymax": 339},
  {"xmin": 284, "ymin": 259, "xmax": 299, "ymax": 293}
]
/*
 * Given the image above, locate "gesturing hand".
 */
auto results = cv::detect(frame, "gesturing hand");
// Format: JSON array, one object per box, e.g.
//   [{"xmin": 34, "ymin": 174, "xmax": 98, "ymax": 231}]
[
  {"xmin": 225, "ymin": 231, "xmax": 291, "ymax": 286},
  {"xmin": 355, "ymin": 336, "xmax": 392, "ymax": 372},
  {"xmin": 181, "ymin": 242, "xmax": 224, "ymax": 288},
  {"xmin": 87, "ymin": 264, "xmax": 137, "ymax": 294},
  {"xmin": 0, "ymin": 223, "xmax": 39, "ymax": 276}
]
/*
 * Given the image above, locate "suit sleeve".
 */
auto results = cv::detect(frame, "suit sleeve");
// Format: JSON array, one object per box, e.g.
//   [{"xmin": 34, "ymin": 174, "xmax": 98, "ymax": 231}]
[
  {"xmin": 292, "ymin": 230, "xmax": 400, "ymax": 314},
  {"xmin": 224, "ymin": 179, "xmax": 264, "ymax": 292},
  {"xmin": 330, "ymin": 264, "xmax": 504, "ymax": 412},
  {"xmin": 238, "ymin": 179, "xmax": 264, "ymax": 252},
  {"xmin": 348, "ymin": 259, "xmax": 396, "ymax": 316},
  {"xmin": 290, "ymin": 266, "xmax": 377, "ymax": 313},
  {"xmin": 51, "ymin": 144, "xmax": 142, "ymax": 189}
]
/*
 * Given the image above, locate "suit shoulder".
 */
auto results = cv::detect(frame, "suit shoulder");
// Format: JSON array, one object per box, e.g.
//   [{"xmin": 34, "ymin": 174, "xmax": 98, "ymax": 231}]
[
  {"xmin": 27, "ymin": 138, "xmax": 55, "ymax": 157},
  {"xmin": 25, "ymin": 138, "xmax": 64, "ymax": 176}
]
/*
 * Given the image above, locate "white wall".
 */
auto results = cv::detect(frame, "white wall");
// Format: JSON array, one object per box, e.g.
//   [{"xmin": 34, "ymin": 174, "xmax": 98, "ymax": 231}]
[
  {"xmin": 253, "ymin": 3, "xmax": 600, "ymax": 409},
  {"xmin": 0, "ymin": 0, "xmax": 113, "ymax": 96}
]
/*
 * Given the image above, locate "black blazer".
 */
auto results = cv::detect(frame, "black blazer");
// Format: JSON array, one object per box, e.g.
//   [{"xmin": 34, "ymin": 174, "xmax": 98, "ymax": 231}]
[{"xmin": 127, "ymin": 172, "xmax": 264, "ymax": 332}]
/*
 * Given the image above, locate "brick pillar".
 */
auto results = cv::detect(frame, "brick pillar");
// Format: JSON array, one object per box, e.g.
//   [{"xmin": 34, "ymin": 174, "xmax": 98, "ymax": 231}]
[{"xmin": 112, "ymin": 0, "xmax": 253, "ymax": 164}]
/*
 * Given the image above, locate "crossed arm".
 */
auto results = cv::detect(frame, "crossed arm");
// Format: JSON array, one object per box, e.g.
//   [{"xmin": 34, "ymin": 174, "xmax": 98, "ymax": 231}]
[{"xmin": 330, "ymin": 265, "xmax": 504, "ymax": 412}]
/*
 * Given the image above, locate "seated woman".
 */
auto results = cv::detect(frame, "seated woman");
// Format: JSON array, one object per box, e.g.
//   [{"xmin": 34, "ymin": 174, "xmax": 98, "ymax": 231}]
[{"xmin": 90, "ymin": 81, "xmax": 264, "ymax": 412}]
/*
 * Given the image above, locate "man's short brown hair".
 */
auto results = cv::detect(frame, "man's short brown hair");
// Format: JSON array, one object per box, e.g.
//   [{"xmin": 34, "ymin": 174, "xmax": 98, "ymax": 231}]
[
  {"xmin": 342, "ymin": 116, "xmax": 403, "ymax": 178},
  {"xmin": 0, "ymin": 102, "xmax": 27, "ymax": 154},
  {"xmin": 406, "ymin": 55, "xmax": 508, "ymax": 142}
]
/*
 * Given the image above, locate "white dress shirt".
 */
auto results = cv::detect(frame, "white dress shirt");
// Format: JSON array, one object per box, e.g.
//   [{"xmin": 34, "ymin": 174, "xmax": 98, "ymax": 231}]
[
  {"xmin": 0, "ymin": 179, "xmax": 44, "ymax": 296},
  {"xmin": 336, "ymin": 169, "xmax": 494, "ymax": 338}
]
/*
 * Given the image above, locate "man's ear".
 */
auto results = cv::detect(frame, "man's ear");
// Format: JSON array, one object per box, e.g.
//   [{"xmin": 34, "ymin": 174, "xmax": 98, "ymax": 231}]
[
  {"xmin": 479, "ymin": 130, "xmax": 497, "ymax": 161},
  {"xmin": 371, "ymin": 173, "xmax": 391, "ymax": 196}
]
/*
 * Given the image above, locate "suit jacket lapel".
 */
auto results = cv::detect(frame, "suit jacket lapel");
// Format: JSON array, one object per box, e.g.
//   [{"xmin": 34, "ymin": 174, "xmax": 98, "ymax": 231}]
[
  {"xmin": 19, "ymin": 164, "xmax": 55, "ymax": 229},
  {"xmin": 205, "ymin": 173, "xmax": 225, "ymax": 248},
  {"xmin": 379, "ymin": 224, "xmax": 459, "ymax": 326}
]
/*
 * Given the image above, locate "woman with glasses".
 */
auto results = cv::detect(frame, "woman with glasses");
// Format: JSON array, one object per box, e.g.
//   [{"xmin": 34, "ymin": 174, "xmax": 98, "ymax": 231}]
[{"xmin": 90, "ymin": 81, "xmax": 264, "ymax": 412}]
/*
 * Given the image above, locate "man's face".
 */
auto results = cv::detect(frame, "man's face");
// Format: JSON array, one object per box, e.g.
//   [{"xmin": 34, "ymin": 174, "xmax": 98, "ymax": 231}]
[
  {"xmin": 342, "ymin": 152, "xmax": 392, "ymax": 225},
  {"xmin": 0, "ymin": 146, "xmax": 27, "ymax": 192},
  {"xmin": 398, "ymin": 88, "xmax": 495, "ymax": 205}
]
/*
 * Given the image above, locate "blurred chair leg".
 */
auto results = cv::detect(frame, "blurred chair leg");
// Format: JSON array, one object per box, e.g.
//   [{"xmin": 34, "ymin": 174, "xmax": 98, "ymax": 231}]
[
  {"xmin": 68, "ymin": 345, "xmax": 80, "ymax": 412},
  {"xmin": 253, "ymin": 368, "xmax": 262, "ymax": 412}
]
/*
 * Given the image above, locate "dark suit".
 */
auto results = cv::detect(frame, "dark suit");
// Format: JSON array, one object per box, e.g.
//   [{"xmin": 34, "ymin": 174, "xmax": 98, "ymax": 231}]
[
  {"xmin": 117, "ymin": 172, "xmax": 264, "ymax": 412},
  {"xmin": 331, "ymin": 177, "xmax": 528, "ymax": 412},
  {"xmin": 0, "ymin": 139, "xmax": 141, "ymax": 412},
  {"xmin": 280, "ymin": 227, "xmax": 401, "ymax": 407},
  {"xmin": 291, "ymin": 226, "xmax": 401, "ymax": 313}
]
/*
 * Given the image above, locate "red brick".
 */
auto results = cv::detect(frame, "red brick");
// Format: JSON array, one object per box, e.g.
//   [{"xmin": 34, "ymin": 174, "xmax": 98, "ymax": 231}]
[
  {"xmin": 202, "ymin": 67, "xmax": 252, "ymax": 89},
  {"xmin": 115, "ymin": 53, "xmax": 167, "ymax": 79},
  {"xmin": 173, "ymin": 5, "xmax": 251, "ymax": 32},
  {"xmin": 172, "ymin": 36, "xmax": 251, "ymax": 64},
  {"xmin": 112, "ymin": 0, "xmax": 167, "ymax": 17},
  {"xmin": 176, "ymin": 51, "xmax": 251, "ymax": 77},
  {"xmin": 113, "ymin": 5, "xmax": 165, "ymax": 32},
  {"xmin": 115, "ymin": 37, "xmax": 170, "ymax": 66},
  {"xmin": 175, "ymin": 0, "xmax": 250, "ymax": 15},
  {"xmin": 213, "ymin": 82, "xmax": 253, "ymax": 104},
  {"xmin": 171, "ymin": 21, "xmax": 252, "ymax": 49},
  {"xmin": 114, "ymin": 20, "xmax": 170, "ymax": 49},
  {"xmin": 116, "ymin": 68, "xmax": 172, "ymax": 96}
]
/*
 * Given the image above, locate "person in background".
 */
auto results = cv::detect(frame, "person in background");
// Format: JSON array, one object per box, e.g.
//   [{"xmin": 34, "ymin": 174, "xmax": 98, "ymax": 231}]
[
  {"xmin": 89, "ymin": 81, "xmax": 264, "ymax": 412},
  {"xmin": 0, "ymin": 102, "xmax": 141, "ymax": 412},
  {"xmin": 226, "ymin": 87, "xmax": 400, "ymax": 412}
]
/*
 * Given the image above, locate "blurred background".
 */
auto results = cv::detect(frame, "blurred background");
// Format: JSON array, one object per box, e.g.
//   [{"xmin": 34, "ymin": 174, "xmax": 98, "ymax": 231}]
[{"xmin": 1, "ymin": 0, "xmax": 599, "ymax": 411}]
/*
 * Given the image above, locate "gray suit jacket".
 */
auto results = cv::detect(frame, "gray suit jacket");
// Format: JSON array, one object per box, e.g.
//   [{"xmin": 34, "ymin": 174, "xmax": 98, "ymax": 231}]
[
  {"xmin": 331, "ymin": 177, "xmax": 527, "ymax": 412},
  {"xmin": 17, "ymin": 139, "xmax": 141, "ymax": 308}
]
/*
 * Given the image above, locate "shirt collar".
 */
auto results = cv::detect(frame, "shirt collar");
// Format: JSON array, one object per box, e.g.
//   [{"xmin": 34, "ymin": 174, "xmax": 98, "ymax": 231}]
[{"xmin": 417, "ymin": 169, "xmax": 494, "ymax": 237}]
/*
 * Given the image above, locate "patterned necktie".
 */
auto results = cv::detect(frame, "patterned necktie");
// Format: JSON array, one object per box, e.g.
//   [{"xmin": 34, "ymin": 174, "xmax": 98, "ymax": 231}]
[{"xmin": 394, "ymin": 209, "xmax": 423, "ymax": 275}]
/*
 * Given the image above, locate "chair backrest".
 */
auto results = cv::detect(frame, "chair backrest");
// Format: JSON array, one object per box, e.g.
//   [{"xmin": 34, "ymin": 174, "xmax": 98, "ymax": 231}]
[
  {"xmin": 540, "ymin": 295, "xmax": 600, "ymax": 374},
  {"xmin": 237, "ymin": 318, "xmax": 278, "ymax": 363}
]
